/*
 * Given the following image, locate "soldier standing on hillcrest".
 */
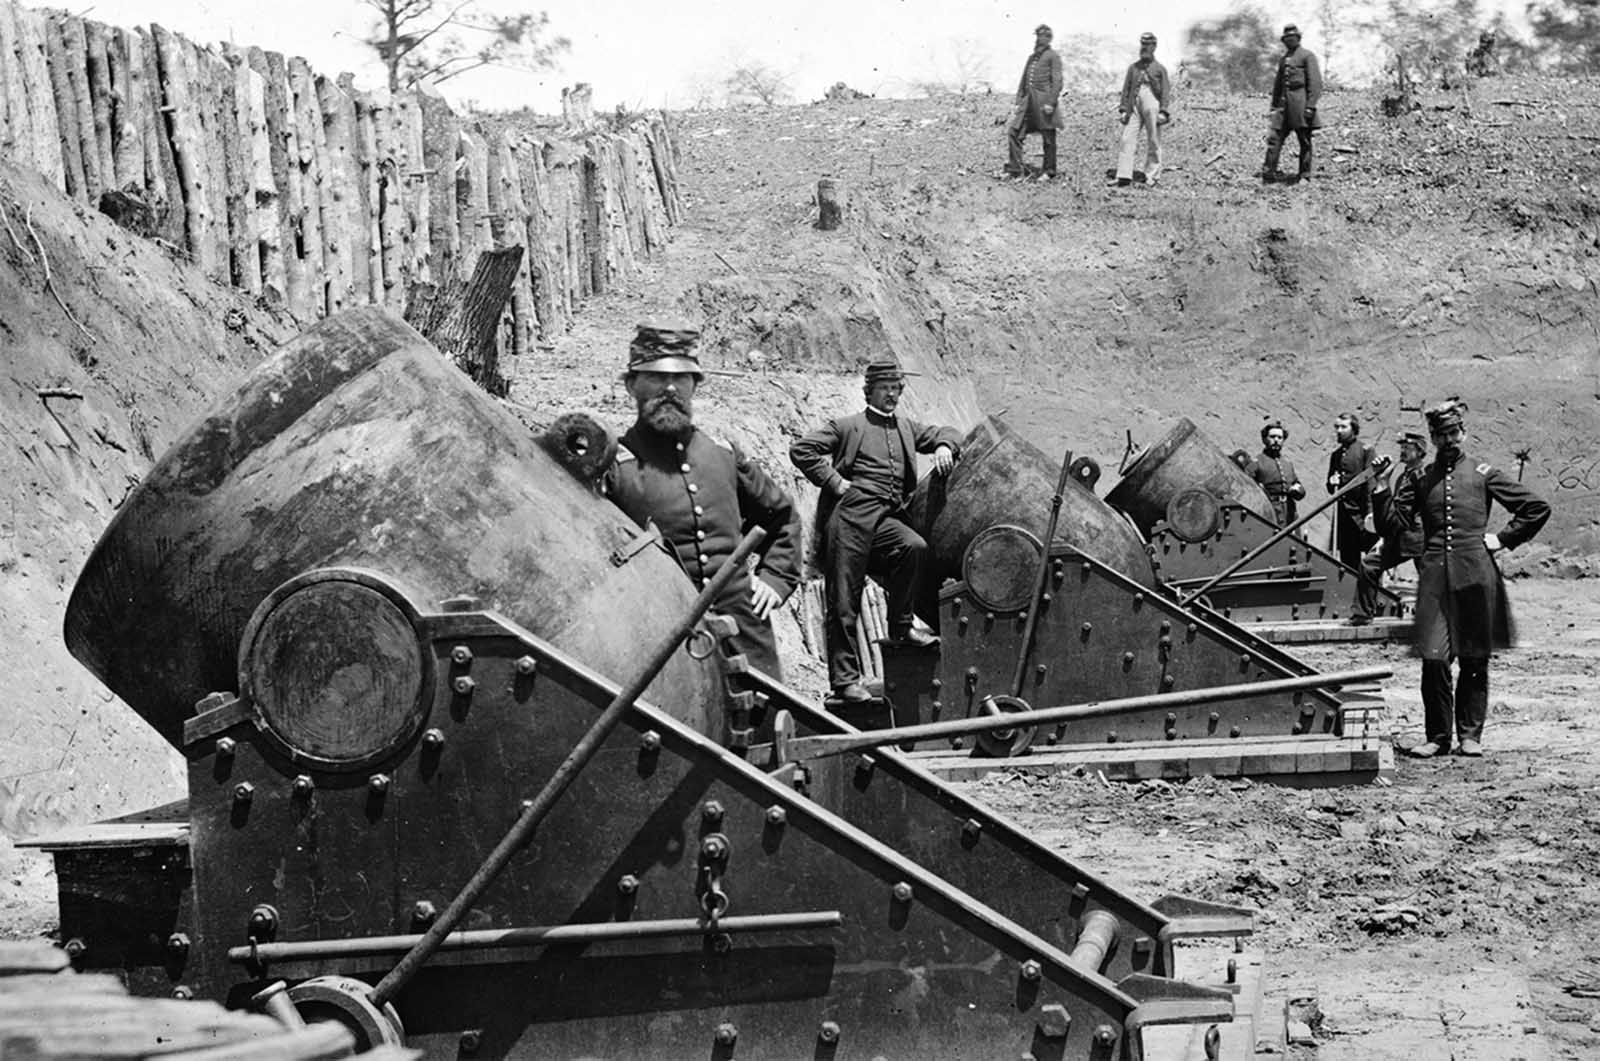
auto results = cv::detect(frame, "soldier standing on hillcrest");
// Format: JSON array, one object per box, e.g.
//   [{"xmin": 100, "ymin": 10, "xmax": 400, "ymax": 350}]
[
  {"xmin": 1372, "ymin": 400, "xmax": 1550, "ymax": 758},
  {"xmin": 1261, "ymin": 23, "xmax": 1322, "ymax": 184},
  {"xmin": 1112, "ymin": 32, "xmax": 1172, "ymax": 188},
  {"xmin": 1005, "ymin": 23, "xmax": 1064, "ymax": 180}
]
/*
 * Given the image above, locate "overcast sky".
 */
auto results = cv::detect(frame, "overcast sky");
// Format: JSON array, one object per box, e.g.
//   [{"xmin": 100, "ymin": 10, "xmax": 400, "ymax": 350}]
[{"xmin": 65, "ymin": 0, "xmax": 1522, "ymax": 112}]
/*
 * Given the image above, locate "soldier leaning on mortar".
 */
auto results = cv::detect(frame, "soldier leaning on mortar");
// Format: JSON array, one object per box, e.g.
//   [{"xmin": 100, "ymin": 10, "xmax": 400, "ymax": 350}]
[
  {"xmin": 1004, "ymin": 23, "xmax": 1064, "ymax": 180},
  {"xmin": 603, "ymin": 322, "xmax": 803, "ymax": 678},
  {"xmin": 790, "ymin": 361, "xmax": 962, "ymax": 704},
  {"xmin": 1111, "ymin": 32, "xmax": 1172, "ymax": 188},
  {"xmin": 1246, "ymin": 418, "xmax": 1305, "ymax": 525},
  {"xmin": 1372, "ymin": 400, "xmax": 1550, "ymax": 759}
]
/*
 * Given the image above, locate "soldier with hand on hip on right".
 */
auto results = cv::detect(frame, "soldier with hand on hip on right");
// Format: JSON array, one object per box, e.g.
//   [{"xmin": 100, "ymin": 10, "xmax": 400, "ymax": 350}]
[{"xmin": 1372, "ymin": 400, "xmax": 1550, "ymax": 758}]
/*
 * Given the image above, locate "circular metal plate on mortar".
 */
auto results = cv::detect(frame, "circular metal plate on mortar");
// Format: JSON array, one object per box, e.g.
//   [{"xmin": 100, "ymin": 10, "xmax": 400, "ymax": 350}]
[
  {"xmin": 1165, "ymin": 488, "xmax": 1223, "ymax": 544},
  {"xmin": 962, "ymin": 524, "xmax": 1044, "ymax": 613},
  {"xmin": 241, "ymin": 572, "xmax": 430, "ymax": 772}
]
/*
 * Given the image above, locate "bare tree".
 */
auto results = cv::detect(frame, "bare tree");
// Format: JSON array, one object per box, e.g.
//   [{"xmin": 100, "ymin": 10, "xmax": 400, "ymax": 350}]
[
  {"xmin": 361, "ymin": 0, "xmax": 570, "ymax": 92},
  {"xmin": 724, "ymin": 61, "xmax": 792, "ymax": 106},
  {"xmin": 1056, "ymin": 34, "xmax": 1121, "ymax": 93},
  {"xmin": 912, "ymin": 37, "xmax": 995, "ymax": 96}
]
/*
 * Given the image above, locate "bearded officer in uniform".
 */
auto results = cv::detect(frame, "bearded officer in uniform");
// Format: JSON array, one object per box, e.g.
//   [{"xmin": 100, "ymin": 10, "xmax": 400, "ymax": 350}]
[
  {"xmin": 604, "ymin": 322, "xmax": 802, "ymax": 678},
  {"xmin": 1372, "ymin": 400, "xmax": 1550, "ymax": 757},
  {"xmin": 1245, "ymin": 418, "xmax": 1305, "ymax": 525}
]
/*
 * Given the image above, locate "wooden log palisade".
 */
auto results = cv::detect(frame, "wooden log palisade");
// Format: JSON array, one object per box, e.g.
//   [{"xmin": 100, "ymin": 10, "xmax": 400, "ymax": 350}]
[{"xmin": 0, "ymin": 0, "xmax": 683, "ymax": 338}]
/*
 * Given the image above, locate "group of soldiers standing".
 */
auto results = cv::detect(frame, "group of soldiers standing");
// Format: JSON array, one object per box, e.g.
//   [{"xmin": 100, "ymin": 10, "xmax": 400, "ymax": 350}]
[
  {"xmin": 603, "ymin": 322, "xmax": 1552, "ymax": 761},
  {"xmin": 1245, "ymin": 403, "xmax": 1550, "ymax": 757},
  {"xmin": 1004, "ymin": 22, "xmax": 1321, "ymax": 185}
]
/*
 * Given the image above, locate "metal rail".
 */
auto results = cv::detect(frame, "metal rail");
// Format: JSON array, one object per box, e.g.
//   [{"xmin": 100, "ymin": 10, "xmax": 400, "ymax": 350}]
[
  {"xmin": 768, "ymin": 666, "xmax": 1391, "ymax": 761},
  {"xmin": 235, "ymin": 912, "xmax": 842, "ymax": 965},
  {"xmin": 367, "ymin": 527, "xmax": 767, "ymax": 1009},
  {"xmin": 1180, "ymin": 459, "xmax": 1389, "ymax": 605}
]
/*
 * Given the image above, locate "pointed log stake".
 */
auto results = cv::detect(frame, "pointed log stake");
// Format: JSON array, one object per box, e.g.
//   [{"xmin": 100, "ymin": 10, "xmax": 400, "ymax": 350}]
[
  {"xmin": 367, "ymin": 526, "xmax": 768, "ymax": 1011},
  {"xmin": 770, "ymin": 666, "xmax": 1392, "ymax": 762}
]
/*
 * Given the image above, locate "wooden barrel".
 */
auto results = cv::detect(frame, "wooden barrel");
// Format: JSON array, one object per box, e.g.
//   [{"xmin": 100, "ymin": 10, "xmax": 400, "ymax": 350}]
[
  {"xmin": 63, "ymin": 308, "xmax": 723, "ymax": 750},
  {"xmin": 910, "ymin": 416, "xmax": 1155, "ymax": 587},
  {"xmin": 1105, "ymin": 417, "xmax": 1273, "ymax": 537}
]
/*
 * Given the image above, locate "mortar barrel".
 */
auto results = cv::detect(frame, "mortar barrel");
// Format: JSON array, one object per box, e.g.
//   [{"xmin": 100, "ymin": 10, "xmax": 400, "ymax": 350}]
[
  {"xmin": 909, "ymin": 416, "xmax": 1155, "ymax": 587},
  {"xmin": 63, "ymin": 308, "xmax": 723, "ymax": 750},
  {"xmin": 1105, "ymin": 417, "xmax": 1274, "ymax": 536}
]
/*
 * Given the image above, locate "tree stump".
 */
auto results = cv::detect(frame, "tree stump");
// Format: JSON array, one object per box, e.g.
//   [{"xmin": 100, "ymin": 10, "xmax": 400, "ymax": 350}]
[
  {"xmin": 815, "ymin": 177, "xmax": 843, "ymax": 230},
  {"xmin": 404, "ymin": 244, "xmax": 525, "ymax": 397}
]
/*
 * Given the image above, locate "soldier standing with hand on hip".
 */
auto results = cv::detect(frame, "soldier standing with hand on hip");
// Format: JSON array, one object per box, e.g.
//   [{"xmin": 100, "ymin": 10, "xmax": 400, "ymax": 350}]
[{"xmin": 1372, "ymin": 400, "xmax": 1550, "ymax": 758}]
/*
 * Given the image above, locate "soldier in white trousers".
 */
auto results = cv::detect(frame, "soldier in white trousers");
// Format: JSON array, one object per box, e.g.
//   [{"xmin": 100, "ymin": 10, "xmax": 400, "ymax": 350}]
[{"xmin": 1114, "ymin": 32, "xmax": 1172, "ymax": 187}]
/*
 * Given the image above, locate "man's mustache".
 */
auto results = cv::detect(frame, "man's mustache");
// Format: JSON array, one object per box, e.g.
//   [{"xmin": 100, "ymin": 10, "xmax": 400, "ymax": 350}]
[{"xmin": 647, "ymin": 394, "xmax": 689, "ymax": 413}]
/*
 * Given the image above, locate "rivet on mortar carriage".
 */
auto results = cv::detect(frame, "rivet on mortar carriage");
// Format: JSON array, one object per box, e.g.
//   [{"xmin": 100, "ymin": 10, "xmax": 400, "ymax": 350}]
[
  {"xmin": 459, "ymin": 1029, "xmax": 483, "ymax": 1053},
  {"xmin": 709, "ymin": 932, "xmax": 734, "ymax": 955},
  {"xmin": 1133, "ymin": 936, "xmax": 1153, "ymax": 958},
  {"xmin": 1166, "ymin": 712, "xmax": 1177, "ymax": 725},
  {"xmin": 892, "ymin": 881, "xmax": 914, "ymax": 904},
  {"xmin": 515, "ymin": 655, "xmax": 538, "ymax": 676},
  {"xmin": 1081, "ymin": 562, "xmax": 1092, "ymax": 575},
  {"xmin": 1133, "ymin": 592, "xmax": 1145, "ymax": 607},
  {"xmin": 368, "ymin": 773, "xmax": 390, "ymax": 796},
  {"xmin": 412, "ymin": 900, "xmax": 438, "ymax": 927},
  {"xmin": 1239, "ymin": 653, "xmax": 1252, "ymax": 668},
  {"xmin": 422, "ymin": 728, "xmax": 445, "ymax": 749},
  {"xmin": 1052, "ymin": 561, "xmax": 1064, "ymax": 581},
  {"xmin": 1039, "ymin": 1002, "xmax": 1072, "ymax": 1038},
  {"xmin": 985, "ymin": 611, "xmax": 996, "ymax": 623},
  {"xmin": 793, "ymin": 765, "xmax": 811, "ymax": 793},
  {"xmin": 232, "ymin": 782, "xmax": 255, "ymax": 805},
  {"xmin": 453, "ymin": 676, "xmax": 476, "ymax": 695},
  {"xmin": 1231, "ymin": 726, "xmax": 1242, "ymax": 738},
  {"xmin": 165, "ymin": 933, "xmax": 190, "ymax": 961},
  {"xmin": 818, "ymin": 1021, "xmax": 841, "ymax": 1044},
  {"xmin": 1020, "ymin": 959, "xmax": 1042, "ymax": 982},
  {"xmin": 291, "ymin": 774, "xmax": 314, "ymax": 798},
  {"xmin": 1227, "ymin": 958, "xmax": 1238, "ymax": 983},
  {"xmin": 1039, "ymin": 592, "xmax": 1052, "ymax": 606},
  {"xmin": 1070, "ymin": 883, "xmax": 1090, "ymax": 902},
  {"xmin": 1291, "ymin": 604, "xmax": 1300, "ymax": 619},
  {"xmin": 961, "ymin": 818, "xmax": 983, "ymax": 846},
  {"xmin": 1080, "ymin": 622, "xmax": 1093, "ymax": 640},
  {"xmin": 1035, "ymin": 664, "xmax": 1047, "ymax": 679},
  {"xmin": 714, "ymin": 1023, "xmax": 738, "ymax": 1045},
  {"xmin": 765, "ymin": 805, "xmax": 787, "ymax": 827},
  {"xmin": 172, "ymin": 985, "xmax": 194, "ymax": 1000},
  {"xmin": 853, "ymin": 758, "xmax": 876, "ymax": 787},
  {"xmin": 215, "ymin": 737, "xmax": 236, "ymax": 759},
  {"xmin": 702, "ymin": 800, "xmax": 726, "ymax": 828},
  {"xmin": 640, "ymin": 730, "xmax": 662, "ymax": 753},
  {"xmin": 1209, "ymin": 712, "xmax": 1221, "ymax": 731},
  {"xmin": 450, "ymin": 645, "xmax": 473, "ymax": 666},
  {"xmin": 700, "ymin": 834, "xmax": 729, "ymax": 861},
  {"xmin": 966, "ymin": 667, "xmax": 979, "ymax": 688},
  {"xmin": 958, "ymin": 615, "xmax": 970, "ymax": 631},
  {"xmin": 248, "ymin": 904, "xmax": 278, "ymax": 940},
  {"xmin": 64, "ymin": 938, "xmax": 87, "ymax": 960},
  {"xmin": 1094, "ymin": 1023, "xmax": 1118, "ymax": 1046},
  {"xmin": 952, "ymin": 596, "xmax": 964, "ymax": 611},
  {"xmin": 1160, "ymin": 620, "xmax": 1171, "ymax": 634},
  {"xmin": 1163, "ymin": 674, "xmax": 1176, "ymax": 689},
  {"xmin": 1235, "ymin": 936, "xmax": 1245, "ymax": 953},
  {"xmin": 617, "ymin": 875, "xmax": 639, "ymax": 896},
  {"xmin": 1187, "ymin": 622, "xmax": 1198, "ymax": 637},
  {"xmin": 1106, "ymin": 731, "xmax": 1118, "ymax": 743},
  {"xmin": 1122, "ymin": 652, "xmax": 1135, "ymax": 670}
]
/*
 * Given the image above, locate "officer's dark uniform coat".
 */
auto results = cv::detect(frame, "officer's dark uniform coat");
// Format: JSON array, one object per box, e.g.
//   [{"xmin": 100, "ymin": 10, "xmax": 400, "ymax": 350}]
[
  {"xmin": 1386, "ymin": 452, "xmax": 1550, "ymax": 660},
  {"xmin": 606, "ymin": 424, "xmax": 801, "ymax": 678}
]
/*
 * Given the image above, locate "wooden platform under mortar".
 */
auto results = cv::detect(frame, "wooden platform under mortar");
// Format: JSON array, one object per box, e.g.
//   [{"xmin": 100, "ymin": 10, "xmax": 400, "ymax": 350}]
[
  {"xmin": 908, "ymin": 696, "xmax": 1395, "ymax": 787},
  {"xmin": 1142, "ymin": 941, "xmax": 1285, "ymax": 1061},
  {"xmin": 1243, "ymin": 614, "xmax": 1414, "ymax": 645}
]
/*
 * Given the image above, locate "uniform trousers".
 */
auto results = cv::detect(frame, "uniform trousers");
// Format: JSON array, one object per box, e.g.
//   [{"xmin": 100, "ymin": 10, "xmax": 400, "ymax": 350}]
[
  {"xmin": 1007, "ymin": 106, "xmax": 1057, "ymax": 176},
  {"xmin": 823, "ymin": 491, "xmax": 926, "ymax": 687},
  {"xmin": 1356, "ymin": 542, "xmax": 1417, "ymax": 618},
  {"xmin": 1265, "ymin": 126, "xmax": 1313, "ymax": 176},
  {"xmin": 1416, "ymin": 575, "xmax": 1497, "ymax": 748},
  {"xmin": 1117, "ymin": 84, "xmax": 1163, "ymax": 182}
]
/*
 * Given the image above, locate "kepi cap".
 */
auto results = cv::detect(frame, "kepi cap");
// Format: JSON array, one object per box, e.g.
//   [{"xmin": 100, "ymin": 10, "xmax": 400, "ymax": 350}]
[
  {"xmin": 1398, "ymin": 430, "xmax": 1429, "ymax": 447},
  {"xmin": 1281, "ymin": 23, "xmax": 1301, "ymax": 37},
  {"xmin": 627, "ymin": 321, "xmax": 704, "ymax": 378},
  {"xmin": 1424, "ymin": 398, "xmax": 1467, "ymax": 433},
  {"xmin": 1034, "ymin": 23, "xmax": 1052, "ymax": 34},
  {"xmin": 863, "ymin": 360, "xmax": 906, "ymax": 386},
  {"xmin": 1139, "ymin": 32, "xmax": 1157, "ymax": 44}
]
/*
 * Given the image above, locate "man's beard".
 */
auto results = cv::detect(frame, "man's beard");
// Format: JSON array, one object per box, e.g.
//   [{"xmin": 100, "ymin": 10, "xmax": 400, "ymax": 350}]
[
  {"xmin": 1263, "ymin": 443, "xmax": 1282, "ymax": 457},
  {"xmin": 640, "ymin": 394, "xmax": 694, "ymax": 439}
]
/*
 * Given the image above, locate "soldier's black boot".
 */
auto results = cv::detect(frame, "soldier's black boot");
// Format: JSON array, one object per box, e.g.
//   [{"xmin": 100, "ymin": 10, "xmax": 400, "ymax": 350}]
[
  {"xmin": 1262, "ymin": 135, "xmax": 1284, "ymax": 182},
  {"xmin": 1042, "ymin": 131, "xmax": 1058, "ymax": 178},
  {"xmin": 1455, "ymin": 656, "xmax": 1489, "ymax": 755}
]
